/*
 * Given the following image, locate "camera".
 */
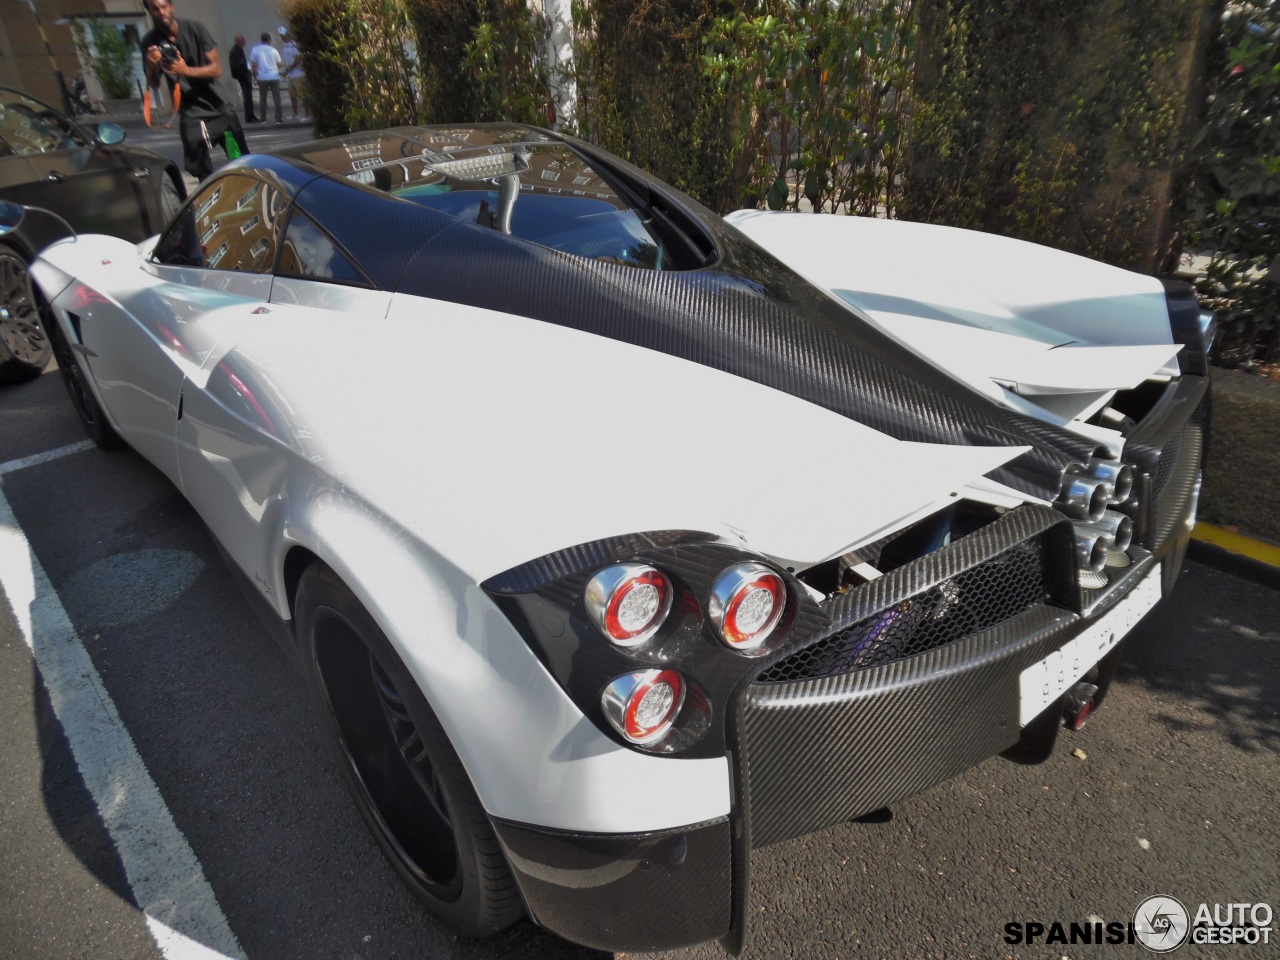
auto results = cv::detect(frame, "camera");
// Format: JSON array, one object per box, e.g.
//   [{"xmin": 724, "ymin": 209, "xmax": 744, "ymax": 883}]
[{"xmin": 156, "ymin": 40, "xmax": 179, "ymax": 65}]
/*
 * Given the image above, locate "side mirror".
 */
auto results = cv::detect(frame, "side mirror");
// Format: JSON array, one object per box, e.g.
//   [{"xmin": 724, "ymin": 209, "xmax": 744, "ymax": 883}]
[
  {"xmin": 94, "ymin": 123, "xmax": 127, "ymax": 146},
  {"xmin": 0, "ymin": 199, "xmax": 23, "ymax": 235}
]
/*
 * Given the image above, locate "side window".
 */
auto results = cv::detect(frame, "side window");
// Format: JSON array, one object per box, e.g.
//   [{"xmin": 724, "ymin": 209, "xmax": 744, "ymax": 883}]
[
  {"xmin": 276, "ymin": 209, "xmax": 369, "ymax": 285},
  {"xmin": 0, "ymin": 95, "xmax": 88, "ymax": 155},
  {"xmin": 152, "ymin": 173, "xmax": 287, "ymax": 272}
]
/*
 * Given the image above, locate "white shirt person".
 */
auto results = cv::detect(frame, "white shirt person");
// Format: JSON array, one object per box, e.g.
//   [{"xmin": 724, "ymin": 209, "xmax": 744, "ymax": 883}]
[{"xmin": 249, "ymin": 33, "xmax": 283, "ymax": 123}]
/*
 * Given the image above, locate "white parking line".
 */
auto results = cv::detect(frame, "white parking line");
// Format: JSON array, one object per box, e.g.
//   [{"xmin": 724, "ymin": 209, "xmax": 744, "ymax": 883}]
[
  {"xmin": 0, "ymin": 439, "xmax": 96, "ymax": 476},
  {"xmin": 0, "ymin": 485, "xmax": 246, "ymax": 960}
]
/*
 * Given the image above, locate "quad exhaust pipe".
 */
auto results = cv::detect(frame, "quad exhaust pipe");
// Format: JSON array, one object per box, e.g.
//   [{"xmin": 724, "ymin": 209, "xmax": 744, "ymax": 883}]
[
  {"xmin": 1087, "ymin": 458, "xmax": 1133, "ymax": 505},
  {"xmin": 1072, "ymin": 510, "xmax": 1133, "ymax": 575},
  {"xmin": 1071, "ymin": 509, "xmax": 1133, "ymax": 575},
  {"xmin": 1057, "ymin": 458, "xmax": 1135, "ymax": 522}
]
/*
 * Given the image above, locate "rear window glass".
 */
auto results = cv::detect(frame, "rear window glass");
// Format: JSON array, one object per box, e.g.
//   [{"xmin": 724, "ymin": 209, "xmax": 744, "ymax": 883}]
[{"xmin": 347, "ymin": 142, "xmax": 691, "ymax": 271}]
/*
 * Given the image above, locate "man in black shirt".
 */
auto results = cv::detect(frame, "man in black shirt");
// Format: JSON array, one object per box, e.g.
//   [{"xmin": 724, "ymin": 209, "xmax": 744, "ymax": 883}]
[
  {"xmin": 229, "ymin": 35, "xmax": 258, "ymax": 124},
  {"xmin": 141, "ymin": 0, "xmax": 249, "ymax": 179}
]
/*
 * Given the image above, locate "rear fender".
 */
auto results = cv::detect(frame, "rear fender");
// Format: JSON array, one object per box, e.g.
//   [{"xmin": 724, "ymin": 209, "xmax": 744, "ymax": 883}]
[{"xmin": 269, "ymin": 491, "xmax": 732, "ymax": 835}]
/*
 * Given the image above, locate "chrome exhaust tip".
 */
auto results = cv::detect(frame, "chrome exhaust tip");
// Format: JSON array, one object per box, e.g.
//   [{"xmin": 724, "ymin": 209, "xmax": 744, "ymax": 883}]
[
  {"xmin": 1058, "ymin": 472, "xmax": 1110, "ymax": 522},
  {"xmin": 1079, "ymin": 510, "xmax": 1134, "ymax": 554},
  {"xmin": 1073, "ymin": 528, "xmax": 1108, "ymax": 574},
  {"xmin": 1087, "ymin": 458, "xmax": 1133, "ymax": 505}
]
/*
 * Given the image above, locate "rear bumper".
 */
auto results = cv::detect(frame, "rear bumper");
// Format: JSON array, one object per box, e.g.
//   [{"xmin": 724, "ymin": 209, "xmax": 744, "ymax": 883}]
[
  {"xmin": 492, "ymin": 815, "xmax": 733, "ymax": 951},
  {"xmin": 495, "ymin": 558, "xmax": 1161, "ymax": 955}
]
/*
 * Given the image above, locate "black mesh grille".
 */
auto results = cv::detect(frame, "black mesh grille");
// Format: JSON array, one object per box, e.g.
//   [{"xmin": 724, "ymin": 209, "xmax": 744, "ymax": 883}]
[{"xmin": 757, "ymin": 535, "xmax": 1054, "ymax": 683}]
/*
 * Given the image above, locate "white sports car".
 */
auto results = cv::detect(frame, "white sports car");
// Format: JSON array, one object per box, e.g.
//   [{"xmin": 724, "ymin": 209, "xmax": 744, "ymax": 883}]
[{"xmin": 26, "ymin": 124, "xmax": 1211, "ymax": 953}]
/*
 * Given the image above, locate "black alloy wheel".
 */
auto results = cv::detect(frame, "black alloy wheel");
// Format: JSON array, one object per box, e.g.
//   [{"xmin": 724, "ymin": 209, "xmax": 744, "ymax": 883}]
[
  {"xmin": 0, "ymin": 244, "xmax": 52, "ymax": 384},
  {"xmin": 295, "ymin": 563, "xmax": 523, "ymax": 936}
]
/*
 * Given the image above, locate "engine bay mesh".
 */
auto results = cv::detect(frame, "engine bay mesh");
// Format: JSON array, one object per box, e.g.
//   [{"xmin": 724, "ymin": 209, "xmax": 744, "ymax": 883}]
[{"xmin": 757, "ymin": 533, "xmax": 1058, "ymax": 683}]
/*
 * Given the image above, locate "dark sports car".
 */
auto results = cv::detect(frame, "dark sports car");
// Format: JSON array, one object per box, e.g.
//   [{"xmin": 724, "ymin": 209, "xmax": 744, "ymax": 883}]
[
  {"xmin": 0, "ymin": 86, "xmax": 185, "ymax": 384},
  {"xmin": 29, "ymin": 123, "xmax": 1209, "ymax": 953}
]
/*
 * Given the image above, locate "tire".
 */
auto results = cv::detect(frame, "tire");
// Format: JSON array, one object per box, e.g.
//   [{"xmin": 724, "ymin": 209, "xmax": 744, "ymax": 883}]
[
  {"xmin": 41, "ymin": 288, "xmax": 122, "ymax": 448},
  {"xmin": 0, "ymin": 243, "xmax": 52, "ymax": 385},
  {"xmin": 159, "ymin": 173, "xmax": 184, "ymax": 228},
  {"xmin": 295, "ymin": 563, "xmax": 524, "ymax": 936}
]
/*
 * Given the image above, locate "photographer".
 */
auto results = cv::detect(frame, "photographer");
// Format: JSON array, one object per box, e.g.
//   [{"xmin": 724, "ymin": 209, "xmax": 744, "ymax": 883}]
[{"xmin": 141, "ymin": 0, "xmax": 248, "ymax": 180}]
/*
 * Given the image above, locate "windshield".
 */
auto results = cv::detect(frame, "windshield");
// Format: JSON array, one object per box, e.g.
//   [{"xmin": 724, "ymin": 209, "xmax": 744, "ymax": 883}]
[{"xmin": 347, "ymin": 140, "xmax": 679, "ymax": 271}]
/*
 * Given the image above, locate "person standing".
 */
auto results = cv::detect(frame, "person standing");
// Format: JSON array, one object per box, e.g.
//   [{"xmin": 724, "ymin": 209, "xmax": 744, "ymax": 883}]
[
  {"xmin": 280, "ymin": 29, "xmax": 306, "ymax": 121},
  {"xmin": 249, "ymin": 32, "xmax": 283, "ymax": 125},
  {"xmin": 142, "ymin": 0, "xmax": 249, "ymax": 180},
  {"xmin": 228, "ymin": 34, "xmax": 258, "ymax": 123}
]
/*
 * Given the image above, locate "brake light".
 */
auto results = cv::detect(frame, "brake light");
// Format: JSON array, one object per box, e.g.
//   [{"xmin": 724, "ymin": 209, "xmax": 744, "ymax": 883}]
[
  {"xmin": 584, "ymin": 563, "xmax": 673, "ymax": 647},
  {"xmin": 710, "ymin": 562, "xmax": 786, "ymax": 651},
  {"xmin": 601, "ymin": 669, "xmax": 685, "ymax": 745}
]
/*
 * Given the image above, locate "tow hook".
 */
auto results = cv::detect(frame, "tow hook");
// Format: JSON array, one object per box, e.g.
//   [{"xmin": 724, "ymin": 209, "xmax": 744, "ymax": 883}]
[{"xmin": 1062, "ymin": 682, "xmax": 1100, "ymax": 731}]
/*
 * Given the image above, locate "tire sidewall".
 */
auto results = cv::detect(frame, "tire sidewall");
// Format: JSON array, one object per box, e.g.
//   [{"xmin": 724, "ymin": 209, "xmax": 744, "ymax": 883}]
[{"xmin": 295, "ymin": 564, "xmax": 505, "ymax": 936}]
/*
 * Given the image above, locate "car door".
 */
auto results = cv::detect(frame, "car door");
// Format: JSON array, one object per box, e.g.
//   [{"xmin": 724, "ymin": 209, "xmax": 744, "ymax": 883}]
[
  {"xmin": 0, "ymin": 89, "xmax": 150, "ymax": 240},
  {"xmin": 0, "ymin": 132, "xmax": 46, "ymax": 211},
  {"xmin": 175, "ymin": 203, "xmax": 389, "ymax": 583},
  {"xmin": 79, "ymin": 172, "xmax": 284, "ymax": 482}
]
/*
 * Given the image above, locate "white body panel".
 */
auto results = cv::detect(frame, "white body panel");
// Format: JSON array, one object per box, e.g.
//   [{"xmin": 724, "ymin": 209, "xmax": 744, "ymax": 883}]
[{"xmin": 724, "ymin": 211, "xmax": 1179, "ymax": 419}]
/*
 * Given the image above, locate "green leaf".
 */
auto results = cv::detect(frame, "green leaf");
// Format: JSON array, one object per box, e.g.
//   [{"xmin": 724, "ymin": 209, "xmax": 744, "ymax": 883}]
[{"xmin": 767, "ymin": 176, "xmax": 789, "ymax": 210}]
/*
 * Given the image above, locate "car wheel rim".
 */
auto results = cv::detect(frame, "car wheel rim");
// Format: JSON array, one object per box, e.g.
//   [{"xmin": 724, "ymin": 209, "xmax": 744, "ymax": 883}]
[
  {"xmin": 313, "ymin": 610, "xmax": 463, "ymax": 901},
  {"xmin": 0, "ymin": 251, "xmax": 49, "ymax": 364}
]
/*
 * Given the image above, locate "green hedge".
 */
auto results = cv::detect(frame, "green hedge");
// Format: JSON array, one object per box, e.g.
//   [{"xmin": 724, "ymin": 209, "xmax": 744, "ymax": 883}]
[
  {"xmin": 903, "ymin": 0, "xmax": 1214, "ymax": 273},
  {"xmin": 1187, "ymin": 1, "xmax": 1280, "ymax": 366},
  {"xmin": 283, "ymin": 0, "xmax": 419, "ymax": 136}
]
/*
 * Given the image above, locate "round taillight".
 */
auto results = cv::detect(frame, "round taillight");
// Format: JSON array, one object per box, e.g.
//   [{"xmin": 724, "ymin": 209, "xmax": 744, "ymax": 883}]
[
  {"xmin": 601, "ymin": 669, "xmax": 686, "ymax": 745},
  {"xmin": 584, "ymin": 563, "xmax": 673, "ymax": 647},
  {"xmin": 709, "ymin": 562, "xmax": 786, "ymax": 651}
]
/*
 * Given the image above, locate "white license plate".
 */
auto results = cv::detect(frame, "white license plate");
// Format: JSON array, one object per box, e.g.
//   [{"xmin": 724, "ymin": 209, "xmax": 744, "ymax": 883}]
[{"xmin": 1019, "ymin": 570, "xmax": 1162, "ymax": 726}]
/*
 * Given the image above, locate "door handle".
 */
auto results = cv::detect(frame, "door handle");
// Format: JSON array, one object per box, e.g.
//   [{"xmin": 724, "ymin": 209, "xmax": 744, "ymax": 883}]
[
  {"xmin": 133, "ymin": 168, "xmax": 150, "ymax": 178},
  {"xmin": 44, "ymin": 171, "xmax": 64, "ymax": 183}
]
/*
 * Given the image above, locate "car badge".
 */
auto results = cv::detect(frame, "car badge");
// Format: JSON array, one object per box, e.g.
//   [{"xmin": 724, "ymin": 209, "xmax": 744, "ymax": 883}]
[{"xmin": 101, "ymin": 259, "xmax": 111, "ymax": 265}]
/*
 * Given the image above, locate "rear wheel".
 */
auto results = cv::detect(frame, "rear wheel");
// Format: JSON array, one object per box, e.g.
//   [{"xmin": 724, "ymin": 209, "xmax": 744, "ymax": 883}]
[
  {"xmin": 0, "ymin": 244, "xmax": 52, "ymax": 385},
  {"xmin": 41, "ymin": 289, "xmax": 121, "ymax": 447},
  {"xmin": 295, "ymin": 563, "xmax": 523, "ymax": 936}
]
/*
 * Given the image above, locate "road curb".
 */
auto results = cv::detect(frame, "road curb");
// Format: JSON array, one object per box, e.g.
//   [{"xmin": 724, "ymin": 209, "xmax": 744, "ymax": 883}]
[{"xmin": 1188, "ymin": 522, "xmax": 1280, "ymax": 590}]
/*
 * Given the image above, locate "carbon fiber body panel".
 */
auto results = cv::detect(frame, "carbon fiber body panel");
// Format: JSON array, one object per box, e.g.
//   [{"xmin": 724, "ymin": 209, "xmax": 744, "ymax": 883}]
[
  {"xmin": 734, "ymin": 544, "xmax": 1159, "ymax": 850},
  {"xmin": 492, "ymin": 816, "xmax": 732, "ymax": 951},
  {"xmin": 759, "ymin": 506, "xmax": 1075, "ymax": 682},
  {"xmin": 1120, "ymin": 374, "xmax": 1208, "ymax": 550},
  {"xmin": 740, "ymin": 604, "xmax": 1077, "ymax": 848}
]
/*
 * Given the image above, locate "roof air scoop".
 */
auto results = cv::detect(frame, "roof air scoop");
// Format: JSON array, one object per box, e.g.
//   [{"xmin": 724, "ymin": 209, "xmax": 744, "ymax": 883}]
[{"xmin": 424, "ymin": 148, "xmax": 530, "ymax": 236}]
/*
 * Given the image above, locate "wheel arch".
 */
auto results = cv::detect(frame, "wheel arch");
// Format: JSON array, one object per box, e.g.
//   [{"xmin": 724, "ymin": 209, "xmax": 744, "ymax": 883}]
[{"xmin": 270, "ymin": 495, "xmax": 732, "ymax": 834}]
